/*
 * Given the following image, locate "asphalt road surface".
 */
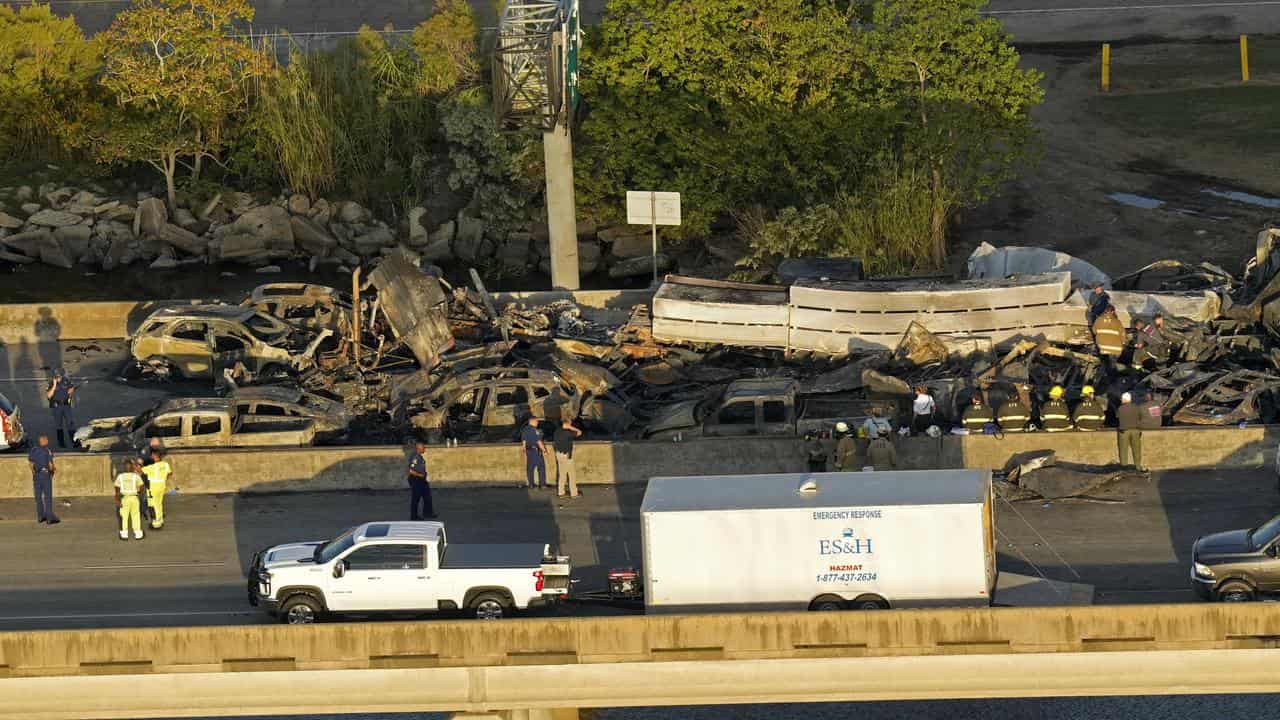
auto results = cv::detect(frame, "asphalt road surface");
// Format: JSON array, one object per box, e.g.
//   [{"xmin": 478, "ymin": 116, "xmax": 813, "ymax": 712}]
[
  {"xmin": 0, "ymin": 467, "xmax": 1276, "ymax": 630},
  {"xmin": 10, "ymin": 0, "xmax": 1280, "ymax": 43}
]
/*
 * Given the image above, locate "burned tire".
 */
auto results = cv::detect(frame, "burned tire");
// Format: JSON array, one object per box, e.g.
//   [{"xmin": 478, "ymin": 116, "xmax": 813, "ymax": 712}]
[
  {"xmin": 851, "ymin": 594, "xmax": 889, "ymax": 610},
  {"xmin": 1216, "ymin": 580, "xmax": 1256, "ymax": 603},
  {"xmin": 808, "ymin": 595, "xmax": 845, "ymax": 612},
  {"xmin": 469, "ymin": 592, "xmax": 512, "ymax": 620},
  {"xmin": 281, "ymin": 594, "xmax": 323, "ymax": 624}
]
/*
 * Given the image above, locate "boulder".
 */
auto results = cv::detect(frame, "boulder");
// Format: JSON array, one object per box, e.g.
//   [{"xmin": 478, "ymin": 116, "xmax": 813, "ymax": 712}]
[
  {"xmin": 157, "ymin": 223, "xmax": 207, "ymax": 256},
  {"xmin": 309, "ymin": 198, "xmax": 332, "ymax": 225},
  {"xmin": 198, "ymin": 193, "xmax": 223, "ymax": 221},
  {"xmin": 337, "ymin": 200, "xmax": 369, "ymax": 224},
  {"xmin": 354, "ymin": 227, "xmax": 395, "ymax": 256},
  {"xmin": 37, "ymin": 235, "xmax": 73, "ymax": 269},
  {"xmin": 172, "ymin": 207, "xmax": 199, "ymax": 230},
  {"xmin": 407, "ymin": 206, "xmax": 430, "ymax": 245},
  {"xmin": 3, "ymin": 229, "xmax": 48, "ymax": 257},
  {"xmin": 453, "ymin": 214, "xmax": 486, "ymax": 263},
  {"xmin": 0, "ymin": 249, "xmax": 34, "ymax": 264},
  {"xmin": 219, "ymin": 233, "xmax": 267, "ymax": 260},
  {"xmin": 28, "ymin": 209, "xmax": 84, "ymax": 228},
  {"xmin": 20, "ymin": 202, "xmax": 41, "ymax": 216},
  {"xmin": 290, "ymin": 216, "xmax": 338, "ymax": 256},
  {"xmin": 70, "ymin": 190, "xmax": 100, "ymax": 207},
  {"xmin": 599, "ymin": 226, "xmax": 643, "ymax": 243},
  {"xmin": 231, "ymin": 205, "xmax": 294, "ymax": 251},
  {"xmin": 607, "ymin": 231, "xmax": 653, "ymax": 259},
  {"xmin": 328, "ymin": 221, "xmax": 353, "ymax": 245},
  {"xmin": 14, "ymin": 186, "xmax": 32, "ymax": 202},
  {"xmin": 0, "ymin": 212, "xmax": 23, "ymax": 229},
  {"xmin": 255, "ymin": 264, "xmax": 283, "ymax": 274},
  {"xmin": 149, "ymin": 249, "xmax": 179, "ymax": 270},
  {"xmin": 287, "ymin": 194, "xmax": 311, "ymax": 215},
  {"xmin": 54, "ymin": 224, "xmax": 92, "ymax": 261},
  {"xmin": 134, "ymin": 197, "xmax": 168, "ymax": 237},
  {"xmin": 92, "ymin": 200, "xmax": 120, "ymax": 216},
  {"xmin": 94, "ymin": 221, "xmax": 134, "ymax": 246},
  {"xmin": 330, "ymin": 245, "xmax": 360, "ymax": 266},
  {"xmin": 608, "ymin": 253, "xmax": 672, "ymax": 279},
  {"xmin": 228, "ymin": 191, "xmax": 256, "ymax": 215},
  {"xmin": 43, "ymin": 187, "xmax": 73, "ymax": 209},
  {"xmin": 101, "ymin": 236, "xmax": 130, "ymax": 271},
  {"xmin": 579, "ymin": 239, "xmax": 602, "ymax": 275},
  {"xmin": 577, "ymin": 217, "xmax": 599, "ymax": 238},
  {"xmin": 499, "ymin": 231, "xmax": 532, "ymax": 272},
  {"xmin": 420, "ymin": 220, "xmax": 455, "ymax": 262},
  {"xmin": 102, "ymin": 205, "xmax": 134, "ymax": 224}
]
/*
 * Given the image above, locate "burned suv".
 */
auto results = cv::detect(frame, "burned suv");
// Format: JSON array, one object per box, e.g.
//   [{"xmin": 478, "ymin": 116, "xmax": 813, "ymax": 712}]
[
  {"xmin": 395, "ymin": 367, "xmax": 580, "ymax": 443},
  {"xmin": 130, "ymin": 305, "xmax": 327, "ymax": 380}
]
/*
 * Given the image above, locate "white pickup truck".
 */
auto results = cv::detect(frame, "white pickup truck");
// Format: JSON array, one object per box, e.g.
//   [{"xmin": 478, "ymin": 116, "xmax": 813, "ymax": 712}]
[{"xmin": 247, "ymin": 521, "xmax": 571, "ymax": 623}]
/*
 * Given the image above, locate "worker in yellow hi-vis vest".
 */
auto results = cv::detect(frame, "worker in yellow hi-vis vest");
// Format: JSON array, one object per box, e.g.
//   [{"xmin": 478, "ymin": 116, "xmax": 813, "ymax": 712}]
[
  {"xmin": 141, "ymin": 449, "xmax": 172, "ymax": 529},
  {"xmin": 114, "ymin": 459, "xmax": 145, "ymax": 541}
]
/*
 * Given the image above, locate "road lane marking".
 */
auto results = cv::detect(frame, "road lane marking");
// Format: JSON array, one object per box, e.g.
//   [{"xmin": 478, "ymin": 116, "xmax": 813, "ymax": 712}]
[
  {"xmin": 985, "ymin": 1, "xmax": 1280, "ymax": 14},
  {"xmin": 0, "ymin": 610, "xmax": 256, "ymax": 621},
  {"xmin": 82, "ymin": 561, "xmax": 227, "ymax": 570}
]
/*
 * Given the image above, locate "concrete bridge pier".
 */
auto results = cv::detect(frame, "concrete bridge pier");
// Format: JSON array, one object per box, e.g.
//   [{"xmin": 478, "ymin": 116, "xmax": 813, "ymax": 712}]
[{"xmin": 451, "ymin": 710, "xmax": 580, "ymax": 720}]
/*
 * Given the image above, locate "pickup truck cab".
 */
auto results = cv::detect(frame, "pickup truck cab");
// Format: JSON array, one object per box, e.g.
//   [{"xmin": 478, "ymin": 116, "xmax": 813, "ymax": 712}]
[
  {"xmin": 75, "ymin": 397, "xmax": 316, "ymax": 451},
  {"xmin": 249, "ymin": 521, "xmax": 571, "ymax": 623},
  {"xmin": 1192, "ymin": 513, "xmax": 1280, "ymax": 602},
  {"xmin": 643, "ymin": 378, "xmax": 868, "ymax": 440}
]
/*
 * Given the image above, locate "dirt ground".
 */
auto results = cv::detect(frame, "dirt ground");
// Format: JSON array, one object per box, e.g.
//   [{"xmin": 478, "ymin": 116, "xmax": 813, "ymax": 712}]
[{"xmin": 955, "ymin": 38, "xmax": 1280, "ymax": 279}]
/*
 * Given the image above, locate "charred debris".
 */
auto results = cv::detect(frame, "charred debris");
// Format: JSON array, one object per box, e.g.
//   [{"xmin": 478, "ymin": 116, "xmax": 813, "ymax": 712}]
[{"xmin": 121, "ymin": 229, "xmax": 1280, "ymax": 443}]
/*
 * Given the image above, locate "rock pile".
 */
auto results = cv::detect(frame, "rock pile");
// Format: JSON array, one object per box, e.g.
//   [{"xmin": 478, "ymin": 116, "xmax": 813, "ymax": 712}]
[{"xmin": 0, "ymin": 182, "xmax": 683, "ymax": 278}]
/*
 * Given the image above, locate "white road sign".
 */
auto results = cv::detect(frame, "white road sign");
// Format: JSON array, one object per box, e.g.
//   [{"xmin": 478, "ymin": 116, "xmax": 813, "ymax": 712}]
[{"xmin": 626, "ymin": 191, "xmax": 682, "ymax": 226}]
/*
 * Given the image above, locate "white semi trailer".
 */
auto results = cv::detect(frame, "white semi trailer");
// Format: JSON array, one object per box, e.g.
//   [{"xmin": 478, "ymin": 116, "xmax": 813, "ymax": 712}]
[{"xmin": 638, "ymin": 470, "xmax": 996, "ymax": 613}]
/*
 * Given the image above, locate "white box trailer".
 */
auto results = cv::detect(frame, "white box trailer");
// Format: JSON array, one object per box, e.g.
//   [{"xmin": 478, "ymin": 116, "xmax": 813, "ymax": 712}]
[{"xmin": 640, "ymin": 470, "xmax": 996, "ymax": 613}]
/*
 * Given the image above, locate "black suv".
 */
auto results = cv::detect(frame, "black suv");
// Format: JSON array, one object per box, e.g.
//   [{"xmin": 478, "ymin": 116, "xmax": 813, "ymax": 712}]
[{"xmin": 1191, "ymin": 513, "xmax": 1280, "ymax": 602}]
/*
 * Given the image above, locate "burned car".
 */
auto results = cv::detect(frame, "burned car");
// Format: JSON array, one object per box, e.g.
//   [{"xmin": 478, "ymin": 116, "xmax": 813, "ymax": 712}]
[
  {"xmin": 129, "ymin": 305, "xmax": 329, "ymax": 380},
  {"xmin": 241, "ymin": 283, "xmax": 350, "ymax": 333},
  {"xmin": 74, "ymin": 397, "xmax": 317, "ymax": 452},
  {"xmin": 395, "ymin": 367, "xmax": 581, "ymax": 443},
  {"xmin": 0, "ymin": 391, "xmax": 26, "ymax": 451},
  {"xmin": 230, "ymin": 385, "xmax": 352, "ymax": 442}
]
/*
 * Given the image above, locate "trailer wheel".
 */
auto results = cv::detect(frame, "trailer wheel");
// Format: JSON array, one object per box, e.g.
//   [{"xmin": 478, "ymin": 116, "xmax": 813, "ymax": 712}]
[
  {"xmin": 808, "ymin": 595, "xmax": 846, "ymax": 612},
  {"xmin": 851, "ymin": 594, "xmax": 889, "ymax": 610}
]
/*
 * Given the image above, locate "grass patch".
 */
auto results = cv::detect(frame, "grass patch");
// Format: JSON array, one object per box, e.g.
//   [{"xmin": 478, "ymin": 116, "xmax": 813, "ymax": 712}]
[
  {"xmin": 1090, "ymin": 84, "xmax": 1280, "ymax": 157},
  {"xmin": 1106, "ymin": 37, "xmax": 1280, "ymax": 91}
]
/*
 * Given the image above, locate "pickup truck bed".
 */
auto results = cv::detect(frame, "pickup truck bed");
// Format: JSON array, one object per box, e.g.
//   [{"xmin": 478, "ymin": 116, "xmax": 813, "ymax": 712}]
[{"xmin": 441, "ymin": 543, "xmax": 547, "ymax": 569}]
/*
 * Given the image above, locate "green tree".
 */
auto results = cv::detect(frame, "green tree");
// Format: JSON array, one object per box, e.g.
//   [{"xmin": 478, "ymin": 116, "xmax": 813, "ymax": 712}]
[
  {"xmin": 0, "ymin": 4, "xmax": 101, "ymax": 162},
  {"xmin": 89, "ymin": 0, "xmax": 264, "ymax": 210},
  {"xmin": 412, "ymin": 0, "xmax": 480, "ymax": 95}
]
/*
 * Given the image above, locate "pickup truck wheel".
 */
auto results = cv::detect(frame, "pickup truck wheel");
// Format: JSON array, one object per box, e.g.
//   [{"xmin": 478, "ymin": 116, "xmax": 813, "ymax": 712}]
[
  {"xmin": 281, "ymin": 594, "xmax": 323, "ymax": 624},
  {"xmin": 809, "ymin": 595, "xmax": 845, "ymax": 612},
  {"xmin": 852, "ymin": 594, "xmax": 889, "ymax": 610},
  {"xmin": 470, "ymin": 592, "xmax": 511, "ymax": 620},
  {"xmin": 1217, "ymin": 580, "xmax": 1256, "ymax": 602}
]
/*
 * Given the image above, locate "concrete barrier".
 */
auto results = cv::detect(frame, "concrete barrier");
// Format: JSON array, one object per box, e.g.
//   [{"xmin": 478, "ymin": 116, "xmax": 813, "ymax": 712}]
[
  {"xmin": 0, "ymin": 289, "xmax": 654, "ymax": 344},
  {"xmin": 0, "ymin": 424, "xmax": 1271, "ymax": 499}
]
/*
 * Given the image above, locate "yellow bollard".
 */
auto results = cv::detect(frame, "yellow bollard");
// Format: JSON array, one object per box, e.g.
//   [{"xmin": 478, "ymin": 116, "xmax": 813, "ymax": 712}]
[
  {"xmin": 1101, "ymin": 43, "xmax": 1111, "ymax": 92},
  {"xmin": 1241, "ymin": 35, "xmax": 1250, "ymax": 83}
]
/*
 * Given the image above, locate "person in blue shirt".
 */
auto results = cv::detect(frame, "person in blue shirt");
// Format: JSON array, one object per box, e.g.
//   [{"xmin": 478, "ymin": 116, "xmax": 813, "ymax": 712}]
[
  {"xmin": 1086, "ymin": 283, "xmax": 1111, "ymax": 326},
  {"xmin": 46, "ymin": 369, "xmax": 77, "ymax": 449},
  {"xmin": 519, "ymin": 417, "xmax": 548, "ymax": 489},
  {"xmin": 407, "ymin": 441, "xmax": 435, "ymax": 520},
  {"xmin": 27, "ymin": 435, "xmax": 59, "ymax": 525}
]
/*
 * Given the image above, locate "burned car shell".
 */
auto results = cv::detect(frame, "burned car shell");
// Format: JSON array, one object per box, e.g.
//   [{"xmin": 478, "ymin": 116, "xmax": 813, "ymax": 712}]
[
  {"xmin": 230, "ymin": 385, "xmax": 352, "ymax": 440},
  {"xmin": 398, "ymin": 367, "xmax": 581, "ymax": 441},
  {"xmin": 75, "ymin": 397, "xmax": 316, "ymax": 451},
  {"xmin": 0, "ymin": 391, "xmax": 25, "ymax": 451},
  {"xmin": 241, "ymin": 283, "xmax": 350, "ymax": 333},
  {"xmin": 130, "ymin": 305, "xmax": 298, "ymax": 379},
  {"xmin": 1172, "ymin": 370, "xmax": 1280, "ymax": 425}
]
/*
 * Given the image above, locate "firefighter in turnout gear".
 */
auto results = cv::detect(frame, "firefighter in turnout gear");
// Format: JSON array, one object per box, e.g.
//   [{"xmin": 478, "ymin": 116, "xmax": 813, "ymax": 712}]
[
  {"xmin": 997, "ymin": 389, "xmax": 1031, "ymax": 433},
  {"xmin": 1092, "ymin": 305, "xmax": 1126, "ymax": 359},
  {"xmin": 961, "ymin": 393, "xmax": 993, "ymax": 433},
  {"xmin": 1072, "ymin": 385, "xmax": 1106, "ymax": 431},
  {"xmin": 1040, "ymin": 385, "xmax": 1072, "ymax": 432}
]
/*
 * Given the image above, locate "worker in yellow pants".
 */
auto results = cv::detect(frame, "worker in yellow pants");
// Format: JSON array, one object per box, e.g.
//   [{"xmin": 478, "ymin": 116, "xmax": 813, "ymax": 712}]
[
  {"xmin": 141, "ymin": 449, "xmax": 172, "ymax": 530},
  {"xmin": 114, "ymin": 459, "xmax": 145, "ymax": 540}
]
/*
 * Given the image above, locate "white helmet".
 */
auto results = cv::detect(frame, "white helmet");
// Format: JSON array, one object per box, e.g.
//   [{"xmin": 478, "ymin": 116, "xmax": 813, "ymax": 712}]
[{"xmin": 835, "ymin": 421, "xmax": 849, "ymax": 433}]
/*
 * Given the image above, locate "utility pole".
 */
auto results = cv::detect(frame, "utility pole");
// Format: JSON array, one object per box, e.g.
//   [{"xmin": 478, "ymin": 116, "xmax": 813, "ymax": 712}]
[{"xmin": 544, "ymin": 32, "xmax": 579, "ymax": 289}]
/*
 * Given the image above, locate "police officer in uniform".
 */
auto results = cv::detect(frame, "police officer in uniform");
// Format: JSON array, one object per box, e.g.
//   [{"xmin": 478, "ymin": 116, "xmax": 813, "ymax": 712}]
[
  {"xmin": 962, "ymin": 393, "xmax": 993, "ymax": 433},
  {"xmin": 804, "ymin": 431, "xmax": 827, "ymax": 472},
  {"xmin": 27, "ymin": 435, "xmax": 59, "ymax": 525},
  {"xmin": 407, "ymin": 440, "xmax": 435, "ymax": 520},
  {"xmin": 46, "ymin": 369, "xmax": 76, "ymax": 448},
  {"xmin": 1040, "ymin": 385, "xmax": 1072, "ymax": 432},
  {"xmin": 997, "ymin": 391, "xmax": 1031, "ymax": 433},
  {"xmin": 1072, "ymin": 385, "xmax": 1106, "ymax": 431}
]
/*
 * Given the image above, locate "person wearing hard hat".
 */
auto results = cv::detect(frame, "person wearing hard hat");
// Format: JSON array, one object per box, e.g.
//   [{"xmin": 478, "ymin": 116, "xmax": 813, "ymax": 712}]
[
  {"xmin": 114, "ymin": 458, "xmax": 145, "ymax": 541},
  {"xmin": 961, "ymin": 393, "xmax": 993, "ymax": 433},
  {"xmin": 833, "ymin": 422, "xmax": 857, "ymax": 471},
  {"xmin": 1040, "ymin": 386, "xmax": 1072, "ymax": 432},
  {"xmin": 1116, "ymin": 392, "xmax": 1145, "ymax": 470},
  {"xmin": 1072, "ymin": 385, "xmax": 1106, "ymax": 431},
  {"xmin": 1093, "ymin": 305, "xmax": 1126, "ymax": 362},
  {"xmin": 141, "ymin": 448, "xmax": 173, "ymax": 529}
]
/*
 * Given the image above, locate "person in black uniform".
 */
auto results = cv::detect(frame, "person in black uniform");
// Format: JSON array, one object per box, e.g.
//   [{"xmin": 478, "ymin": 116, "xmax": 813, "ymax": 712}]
[
  {"xmin": 27, "ymin": 435, "xmax": 59, "ymax": 525},
  {"xmin": 407, "ymin": 440, "xmax": 435, "ymax": 520},
  {"xmin": 46, "ymin": 369, "xmax": 76, "ymax": 448}
]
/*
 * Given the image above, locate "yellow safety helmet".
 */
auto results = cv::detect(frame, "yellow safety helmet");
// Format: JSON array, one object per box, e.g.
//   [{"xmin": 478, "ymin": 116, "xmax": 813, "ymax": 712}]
[
  {"xmin": 1049, "ymin": 385, "xmax": 1064, "ymax": 399},
  {"xmin": 1081, "ymin": 385, "xmax": 1095, "ymax": 396}
]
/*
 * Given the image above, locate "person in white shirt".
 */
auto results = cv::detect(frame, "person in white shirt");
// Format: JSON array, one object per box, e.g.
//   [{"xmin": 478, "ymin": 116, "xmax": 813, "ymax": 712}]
[
  {"xmin": 912, "ymin": 386, "xmax": 937, "ymax": 434},
  {"xmin": 861, "ymin": 407, "xmax": 892, "ymax": 440},
  {"xmin": 114, "ymin": 458, "xmax": 146, "ymax": 541}
]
